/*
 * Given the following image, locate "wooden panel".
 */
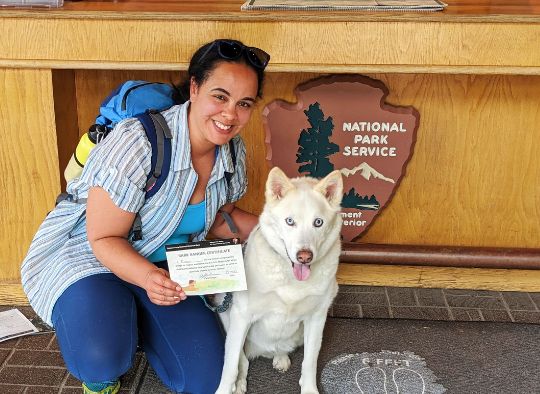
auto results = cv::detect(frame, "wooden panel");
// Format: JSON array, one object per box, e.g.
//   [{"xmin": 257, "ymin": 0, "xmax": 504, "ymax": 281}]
[
  {"xmin": 1, "ymin": 18, "xmax": 540, "ymax": 73},
  {"xmin": 360, "ymin": 73, "xmax": 540, "ymax": 248},
  {"xmin": 249, "ymin": 72, "xmax": 540, "ymax": 247},
  {"xmin": 70, "ymin": 71, "xmax": 540, "ymax": 248},
  {"xmin": 0, "ymin": 69, "xmax": 59, "ymax": 281},
  {"xmin": 337, "ymin": 263, "xmax": 540, "ymax": 292},
  {"xmin": 52, "ymin": 70, "xmax": 79, "ymax": 192}
]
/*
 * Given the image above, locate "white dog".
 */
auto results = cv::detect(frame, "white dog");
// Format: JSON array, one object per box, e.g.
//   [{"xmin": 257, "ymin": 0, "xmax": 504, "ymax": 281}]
[{"xmin": 215, "ymin": 167, "xmax": 343, "ymax": 394}]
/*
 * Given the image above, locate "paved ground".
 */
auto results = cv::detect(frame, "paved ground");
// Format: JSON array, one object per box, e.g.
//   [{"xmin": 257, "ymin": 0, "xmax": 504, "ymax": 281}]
[
  {"xmin": 329, "ymin": 285, "xmax": 540, "ymax": 323},
  {"xmin": 1, "ymin": 285, "xmax": 538, "ymax": 393}
]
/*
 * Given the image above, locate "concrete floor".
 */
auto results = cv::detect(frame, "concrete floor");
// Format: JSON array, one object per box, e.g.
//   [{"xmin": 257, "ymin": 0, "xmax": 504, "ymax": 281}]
[{"xmin": 1, "ymin": 285, "xmax": 538, "ymax": 393}]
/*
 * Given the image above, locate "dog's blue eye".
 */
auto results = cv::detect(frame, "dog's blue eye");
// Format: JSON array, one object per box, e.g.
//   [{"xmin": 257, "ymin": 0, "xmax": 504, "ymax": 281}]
[
  {"xmin": 313, "ymin": 218, "xmax": 324, "ymax": 227},
  {"xmin": 285, "ymin": 217, "xmax": 295, "ymax": 226}
]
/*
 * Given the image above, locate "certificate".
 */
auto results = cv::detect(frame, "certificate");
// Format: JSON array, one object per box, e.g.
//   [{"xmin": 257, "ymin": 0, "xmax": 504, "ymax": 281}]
[{"xmin": 165, "ymin": 238, "xmax": 247, "ymax": 295}]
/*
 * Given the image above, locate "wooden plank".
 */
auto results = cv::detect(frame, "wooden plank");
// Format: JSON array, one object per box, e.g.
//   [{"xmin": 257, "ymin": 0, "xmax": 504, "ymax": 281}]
[
  {"xmin": 0, "ymin": 69, "xmax": 59, "ymax": 282},
  {"xmin": 0, "ymin": 284, "xmax": 29, "ymax": 305},
  {"xmin": 1, "ymin": 19, "xmax": 540, "ymax": 71},
  {"xmin": 337, "ymin": 263, "xmax": 540, "ymax": 292},
  {"xmin": 4, "ymin": 61, "xmax": 540, "ymax": 77}
]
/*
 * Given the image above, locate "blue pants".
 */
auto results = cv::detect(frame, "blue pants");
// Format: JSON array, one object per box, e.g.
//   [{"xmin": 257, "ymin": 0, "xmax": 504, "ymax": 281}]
[{"xmin": 51, "ymin": 272, "xmax": 224, "ymax": 394}]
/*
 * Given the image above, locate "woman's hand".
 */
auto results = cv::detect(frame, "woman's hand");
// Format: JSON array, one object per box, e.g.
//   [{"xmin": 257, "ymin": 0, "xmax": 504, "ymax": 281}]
[
  {"xmin": 144, "ymin": 268, "xmax": 187, "ymax": 306},
  {"xmin": 86, "ymin": 187, "xmax": 187, "ymax": 305}
]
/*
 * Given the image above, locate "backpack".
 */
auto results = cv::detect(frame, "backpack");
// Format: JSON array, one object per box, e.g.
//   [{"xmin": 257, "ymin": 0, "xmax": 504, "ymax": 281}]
[
  {"xmin": 64, "ymin": 81, "xmax": 177, "ymax": 189},
  {"xmin": 60, "ymin": 80, "xmax": 237, "ymax": 240}
]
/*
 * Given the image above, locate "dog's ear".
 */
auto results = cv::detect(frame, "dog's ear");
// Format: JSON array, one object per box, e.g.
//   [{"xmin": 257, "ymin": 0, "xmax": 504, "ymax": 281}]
[
  {"xmin": 266, "ymin": 167, "xmax": 295, "ymax": 201},
  {"xmin": 315, "ymin": 170, "xmax": 343, "ymax": 208}
]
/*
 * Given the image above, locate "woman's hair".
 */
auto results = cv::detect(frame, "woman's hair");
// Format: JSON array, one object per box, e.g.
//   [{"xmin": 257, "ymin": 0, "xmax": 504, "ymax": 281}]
[{"xmin": 173, "ymin": 39, "xmax": 267, "ymax": 103}]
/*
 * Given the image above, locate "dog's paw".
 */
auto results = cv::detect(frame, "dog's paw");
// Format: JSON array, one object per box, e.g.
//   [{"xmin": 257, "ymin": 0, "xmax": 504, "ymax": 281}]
[
  {"xmin": 272, "ymin": 354, "xmax": 291, "ymax": 372},
  {"xmin": 300, "ymin": 390, "xmax": 319, "ymax": 394},
  {"xmin": 233, "ymin": 377, "xmax": 247, "ymax": 394},
  {"xmin": 299, "ymin": 375, "xmax": 319, "ymax": 394}
]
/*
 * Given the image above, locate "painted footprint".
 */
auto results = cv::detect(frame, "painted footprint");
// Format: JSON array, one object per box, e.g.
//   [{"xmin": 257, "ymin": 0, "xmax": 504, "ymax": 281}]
[
  {"xmin": 355, "ymin": 367, "xmax": 388, "ymax": 394},
  {"xmin": 393, "ymin": 368, "xmax": 426, "ymax": 394}
]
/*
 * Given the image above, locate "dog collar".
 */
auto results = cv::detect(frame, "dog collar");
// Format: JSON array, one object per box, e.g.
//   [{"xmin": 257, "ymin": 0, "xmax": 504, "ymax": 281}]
[{"xmin": 200, "ymin": 292, "xmax": 233, "ymax": 313}]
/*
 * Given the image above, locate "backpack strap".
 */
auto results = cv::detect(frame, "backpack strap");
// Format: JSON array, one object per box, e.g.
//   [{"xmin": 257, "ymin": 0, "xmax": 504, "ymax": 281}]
[
  {"xmin": 220, "ymin": 210, "xmax": 239, "ymax": 235},
  {"xmin": 224, "ymin": 139, "xmax": 236, "ymax": 186},
  {"xmin": 219, "ymin": 139, "xmax": 239, "ymax": 235},
  {"xmin": 131, "ymin": 110, "xmax": 173, "ymax": 241},
  {"xmin": 137, "ymin": 110, "xmax": 173, "ymax": 198}
]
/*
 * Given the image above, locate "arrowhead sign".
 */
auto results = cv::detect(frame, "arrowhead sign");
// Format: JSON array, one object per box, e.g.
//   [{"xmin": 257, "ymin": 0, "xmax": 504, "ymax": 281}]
[{"xmin": 262, "ymin": 75, "xmax": 419, "ymax": 242}]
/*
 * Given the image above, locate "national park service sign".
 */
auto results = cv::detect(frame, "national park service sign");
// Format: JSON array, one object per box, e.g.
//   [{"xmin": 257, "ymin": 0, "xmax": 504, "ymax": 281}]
[{"xmin": 263, "ymin": 75, "xmax": 419, "ymax": 242}]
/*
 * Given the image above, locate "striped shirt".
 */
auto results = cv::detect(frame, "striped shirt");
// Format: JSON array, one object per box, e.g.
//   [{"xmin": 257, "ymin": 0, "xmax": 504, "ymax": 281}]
[{"xmin": 20, "ymin": 102, "xmax": 247, "ymax": 325}]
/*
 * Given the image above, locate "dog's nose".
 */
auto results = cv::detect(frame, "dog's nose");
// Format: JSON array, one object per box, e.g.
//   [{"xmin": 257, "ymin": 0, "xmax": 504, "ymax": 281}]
[{"xmin": 297, "ymin": 249, "xmax": 313, "ymax": 264}]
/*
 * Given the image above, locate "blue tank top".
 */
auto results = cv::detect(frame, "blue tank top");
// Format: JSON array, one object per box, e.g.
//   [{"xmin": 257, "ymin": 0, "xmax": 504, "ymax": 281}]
[{"xmin": 147, "ymin": 200, "xmax": 206, "ymax": 262}]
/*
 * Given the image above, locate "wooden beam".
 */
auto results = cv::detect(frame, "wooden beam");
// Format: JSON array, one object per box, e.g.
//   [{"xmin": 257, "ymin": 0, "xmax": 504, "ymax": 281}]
[{"xmin": 337, "ymin": 263, "xmax": 540, "ymax": 292}]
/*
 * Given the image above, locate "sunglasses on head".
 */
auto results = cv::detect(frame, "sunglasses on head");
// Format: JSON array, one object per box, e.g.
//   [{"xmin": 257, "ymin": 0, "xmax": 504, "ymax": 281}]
[{"xmin": 199, "ymin": 40, "xmax": 270, "ymax": 70}]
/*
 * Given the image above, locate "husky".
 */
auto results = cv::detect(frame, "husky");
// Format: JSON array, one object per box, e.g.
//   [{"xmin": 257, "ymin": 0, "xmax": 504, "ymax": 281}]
[{"xmin": 215, "ymin": 167, "xmax": 343, "ymax": 394}]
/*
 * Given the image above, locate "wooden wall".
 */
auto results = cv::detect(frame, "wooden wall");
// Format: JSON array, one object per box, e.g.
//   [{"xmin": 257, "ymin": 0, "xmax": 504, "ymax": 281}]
[
  {"xmin": 2, "ymin": 2, "xmax": 540, "ymax": 301},
  {"xmin": 3, "ymin": 68, "xmax": 539, "ymax": 298}
]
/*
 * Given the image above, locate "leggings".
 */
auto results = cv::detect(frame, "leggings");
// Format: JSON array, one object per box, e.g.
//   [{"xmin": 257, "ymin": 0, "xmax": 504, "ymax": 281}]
[{"xmin": 51, "ymin": 272, "xmax": 224, "ymax": 394}]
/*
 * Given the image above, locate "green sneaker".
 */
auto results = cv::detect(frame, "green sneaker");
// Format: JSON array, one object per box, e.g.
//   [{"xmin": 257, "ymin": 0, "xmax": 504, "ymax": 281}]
[{"xmin": 82, "ymin": 380, "xmax": 120, "ymax": 394}]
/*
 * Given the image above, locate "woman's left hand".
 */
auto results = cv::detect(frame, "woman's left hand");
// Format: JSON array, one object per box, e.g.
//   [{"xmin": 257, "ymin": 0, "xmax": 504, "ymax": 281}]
[{"xmin": 144, "ymin": 268, "xmax": 186, "ymax": 305}]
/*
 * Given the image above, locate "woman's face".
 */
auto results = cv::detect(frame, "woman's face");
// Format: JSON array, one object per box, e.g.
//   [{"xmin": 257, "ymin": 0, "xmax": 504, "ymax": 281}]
[{"xmin": 189, "ymin": 61, "xmax": 259, "ymax": 147}]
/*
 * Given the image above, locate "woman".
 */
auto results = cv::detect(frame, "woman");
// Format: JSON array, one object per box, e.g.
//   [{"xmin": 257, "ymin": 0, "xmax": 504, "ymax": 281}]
[{"xmin": 21, "ymin": 39, "xmax": 270, "ymax": 394}]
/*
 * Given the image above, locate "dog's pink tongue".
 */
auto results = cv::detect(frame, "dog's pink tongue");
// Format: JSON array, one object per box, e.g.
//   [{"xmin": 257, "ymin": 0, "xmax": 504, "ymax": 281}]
[{"xmin": 293, "ymin": 263, "xmax": 311, "ymax": 281}]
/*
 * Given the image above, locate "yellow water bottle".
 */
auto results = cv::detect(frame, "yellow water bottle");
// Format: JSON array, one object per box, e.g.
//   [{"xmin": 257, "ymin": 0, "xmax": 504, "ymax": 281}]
[{"xmin": 64, "ymin": 124, "xmax": 109, "ymax": 182}]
